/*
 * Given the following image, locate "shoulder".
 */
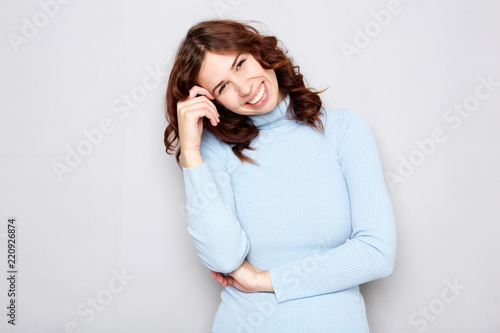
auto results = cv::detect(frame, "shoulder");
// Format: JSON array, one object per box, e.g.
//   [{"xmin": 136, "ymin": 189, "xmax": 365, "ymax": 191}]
[
  {"xmin": 320, "ymin": 108, "xmax": 368, "ymax": 130},
  {"xmin": 320, "ymin": 108, "xmax": 369, "ymax": 143}
]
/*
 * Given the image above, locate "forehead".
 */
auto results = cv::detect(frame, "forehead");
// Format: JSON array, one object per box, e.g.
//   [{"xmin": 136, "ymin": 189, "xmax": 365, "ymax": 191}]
[{"xmin": 198, "ymin": 51, "xmax": 239, "ymax": 86}]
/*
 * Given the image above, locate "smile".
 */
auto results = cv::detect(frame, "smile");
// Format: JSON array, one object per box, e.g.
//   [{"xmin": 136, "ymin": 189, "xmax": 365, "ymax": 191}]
[{"xmin": 247, "ymin": 82, "xmax": 266, "ymax": 105}]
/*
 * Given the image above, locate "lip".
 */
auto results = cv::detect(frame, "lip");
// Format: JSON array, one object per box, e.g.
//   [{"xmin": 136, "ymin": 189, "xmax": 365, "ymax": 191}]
[{"xmin": 245, "ymin": 81, "xmax": 267, "ymax": 107}]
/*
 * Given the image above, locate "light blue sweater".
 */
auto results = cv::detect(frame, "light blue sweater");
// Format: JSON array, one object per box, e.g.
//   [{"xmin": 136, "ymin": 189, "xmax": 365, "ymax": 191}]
[{"xmin": 182, "ymin": 95, "xmax": 396, "ymax": 332}]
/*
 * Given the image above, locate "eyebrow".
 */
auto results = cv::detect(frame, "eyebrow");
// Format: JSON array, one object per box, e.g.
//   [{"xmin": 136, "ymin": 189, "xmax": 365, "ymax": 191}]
[{"xmin": 212, "ymin": 53, "xmax": 242, "ymax": 95}]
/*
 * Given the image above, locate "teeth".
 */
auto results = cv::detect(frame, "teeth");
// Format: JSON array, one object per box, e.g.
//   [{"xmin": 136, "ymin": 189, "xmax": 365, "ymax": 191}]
[{"xmin": 248, "ymin": 83, "xmax": 265, "ymax": 104}]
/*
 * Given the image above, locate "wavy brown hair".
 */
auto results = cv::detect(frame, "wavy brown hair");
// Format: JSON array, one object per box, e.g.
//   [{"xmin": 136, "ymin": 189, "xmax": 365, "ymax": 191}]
[{"xmin": 164, "ymin": 19, "xmax": 326, "ymax": 168}]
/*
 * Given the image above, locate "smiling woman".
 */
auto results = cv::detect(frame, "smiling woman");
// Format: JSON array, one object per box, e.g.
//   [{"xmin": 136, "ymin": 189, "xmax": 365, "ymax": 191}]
[
  {"xmin": 163, "ymin": 19, "xmax": 396, "ymax": 333},
  {"xmin": 164, "ymin": 19, "xmax": 325, "ymax": 166},
  {"xmin": 197, "ymin": 51, "xmax": 284, "ymax": 115}
]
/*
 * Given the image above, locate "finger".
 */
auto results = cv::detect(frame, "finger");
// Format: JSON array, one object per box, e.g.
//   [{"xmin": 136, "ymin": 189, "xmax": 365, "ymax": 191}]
[
  {"xmin": 188, "ymin": 107, "xmax": 220, "ymax": 127},
  {"xmin": 179, "ymin": 97, "xmax": 217, "ymax": 113},
  {"xmin": 192, "ymin": 99, "xmax": 219, "ymax": 119},
  {"xmin": 188, "ymin": 85, "xmax": 215, "ymax": 100},
  {"xmin": 219, "ymin": 275, "xmax": 228, "ymax": 286},
  {"xmin": 225, "ymin": 277, "xmax": 242, "ymax": 290},
  {"xmin": 211, "ymin": 271, "xmax": 216, "ymax": 279},
  {"xmin": 179, "ymin": 99, "xmax": 220, "ymax": 124}
]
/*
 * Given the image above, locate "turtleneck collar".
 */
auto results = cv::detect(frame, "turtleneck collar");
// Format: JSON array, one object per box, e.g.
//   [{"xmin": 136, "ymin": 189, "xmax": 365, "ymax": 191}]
[{"xmin": 247, "ymin": 95, "xmax": 292, "ymax": 130}]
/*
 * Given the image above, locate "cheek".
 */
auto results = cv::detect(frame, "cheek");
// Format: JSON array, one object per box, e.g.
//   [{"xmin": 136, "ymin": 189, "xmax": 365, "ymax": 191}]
[
  {"xmin": 216, "ymin": 93, "xmax": 237, "ymax": 109},
  {"xmin": 266, "ymin": 68, "xmax": 276, "ymax": 80},
  {"xmin": 249, "ymin": 62, "xmax": 263, "ymax": 76}
]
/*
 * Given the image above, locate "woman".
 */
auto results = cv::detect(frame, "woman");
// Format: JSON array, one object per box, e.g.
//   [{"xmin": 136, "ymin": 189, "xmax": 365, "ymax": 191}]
[{"xmin": 164, "ymin": 19, "xmax": 396, "ymax": 332}]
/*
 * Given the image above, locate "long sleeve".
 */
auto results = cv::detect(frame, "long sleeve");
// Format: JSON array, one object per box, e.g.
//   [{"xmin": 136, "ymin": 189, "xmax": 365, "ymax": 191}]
[
  {"xmin": 182, "ymin": 131, "xmax": 251, "ymax": 273},
  {"xmin": 269, "ymin": 110, "xmax": 397, "ymax": 303}
]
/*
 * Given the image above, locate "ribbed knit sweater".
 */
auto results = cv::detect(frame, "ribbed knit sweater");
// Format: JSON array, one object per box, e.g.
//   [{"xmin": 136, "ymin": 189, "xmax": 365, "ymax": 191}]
[{"xmin": 181, "ymin": 95, "xmax": 397, "ymax": 332}]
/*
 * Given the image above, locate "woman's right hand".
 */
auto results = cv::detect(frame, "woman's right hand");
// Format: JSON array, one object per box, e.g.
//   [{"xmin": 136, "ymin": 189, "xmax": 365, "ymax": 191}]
[{"xmin": 177, "ymin": 85, "xmax": 220, "ymax": 153}]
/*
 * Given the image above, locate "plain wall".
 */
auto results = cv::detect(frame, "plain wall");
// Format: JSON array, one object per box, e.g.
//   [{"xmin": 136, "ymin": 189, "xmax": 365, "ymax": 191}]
[{"xmin": 1, "ymin": 0, "xmax": 499, "ymax": 332}]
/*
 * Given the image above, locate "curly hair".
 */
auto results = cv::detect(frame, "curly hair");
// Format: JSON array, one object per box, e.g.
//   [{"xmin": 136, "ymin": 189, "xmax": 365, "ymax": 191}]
[{"xmin": 164, "ymin": 19, "xmax": 326, "ymax": 168}]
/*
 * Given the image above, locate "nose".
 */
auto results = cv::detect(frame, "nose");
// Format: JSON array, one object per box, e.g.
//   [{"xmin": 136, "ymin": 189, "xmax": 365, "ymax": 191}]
[{"xmin": 235, "ymin": 77, "xmax": 252, "ymax": 97}]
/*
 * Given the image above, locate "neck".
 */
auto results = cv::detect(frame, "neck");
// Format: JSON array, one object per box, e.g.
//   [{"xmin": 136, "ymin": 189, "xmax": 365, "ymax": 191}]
[{"xmin": 247, "ymin": 94, "xmax": 292, "ymax": 130}]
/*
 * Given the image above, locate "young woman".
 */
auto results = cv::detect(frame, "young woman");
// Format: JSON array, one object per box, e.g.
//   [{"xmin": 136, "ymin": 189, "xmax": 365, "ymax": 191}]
[{"xmin": 164, "ymin": 19, "xmax": 396, "ymax": 332}]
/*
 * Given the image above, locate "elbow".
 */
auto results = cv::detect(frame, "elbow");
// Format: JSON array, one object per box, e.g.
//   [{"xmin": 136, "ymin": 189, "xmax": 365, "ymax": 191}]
[
  {"xmin": 209, "ymin": 257, "xmax": 245, "ymax": 274},
  {"xmin": 377, "ymin": 253, "xmax": 395, "ymax": 278},
  {"xmin": 371, "ymin": 229, "xmax": 397, "ymax": 279},
  {"xmin": 360, "ymin": 237, "xmax": 396, "ymax": 279},
  {"xmin": 203, "ymin": 236, "xmax": 251, "ymax": 274},
  {"xmin": 206, "ymin": 248, "xmax": 248, "ymax": 273},
  {"xmin": 188, "ymin": 223, "xmax": 251, "ymax": 273},
  {"xmin": 376, "ymin": 242, "xmax": 396, "ymax": 279}
]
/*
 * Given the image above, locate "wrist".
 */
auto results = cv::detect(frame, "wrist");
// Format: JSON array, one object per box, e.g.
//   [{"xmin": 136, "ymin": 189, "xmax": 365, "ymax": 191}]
[
  {"xmin": 181, "ymin": 149, "xmax": 203, "ymax": 168},
  {"xmin": 258, "ymin": 271, "xmax": 274, "ymax": 292}
]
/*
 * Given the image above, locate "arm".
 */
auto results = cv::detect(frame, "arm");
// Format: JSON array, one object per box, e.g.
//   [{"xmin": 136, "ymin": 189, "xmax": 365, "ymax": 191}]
[
  {"xmin": 182, "ymin": 131, "xmax": 251, "ymax": 273},
  {"xmin": 268, "ymin": 110, "xmax": 397, "ymax": 303}
]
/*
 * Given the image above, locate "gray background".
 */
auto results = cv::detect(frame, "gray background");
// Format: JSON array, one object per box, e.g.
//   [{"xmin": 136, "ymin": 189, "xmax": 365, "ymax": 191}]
[{"xmin": 1, "ymin": 0, "xmax": 499, "ymax": 332}]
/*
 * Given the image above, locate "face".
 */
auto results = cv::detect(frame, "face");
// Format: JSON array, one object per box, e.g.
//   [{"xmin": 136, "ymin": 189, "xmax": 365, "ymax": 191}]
[{"xmin": 197, "ymin": 51, "xmax": 285, "ymax": 116}]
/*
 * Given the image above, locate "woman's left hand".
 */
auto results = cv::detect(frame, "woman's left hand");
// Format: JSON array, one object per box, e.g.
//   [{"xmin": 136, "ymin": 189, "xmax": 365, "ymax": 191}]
[{"xmin": 211, "ymin": 260, "xmax": 274, "ymax": 293}]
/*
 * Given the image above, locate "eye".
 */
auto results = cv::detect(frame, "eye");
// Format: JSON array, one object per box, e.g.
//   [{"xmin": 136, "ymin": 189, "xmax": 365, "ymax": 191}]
[
  {"xmin": 219, "ymin": 83, "xmax": 227, "ymax": 94},
  {"xmin": 236, "ymin": 58, "xmax": 246, "ymax": 70},
  {"xmin": 218, "ymin": 58, "xmax": 246, "ymax": 95}
]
